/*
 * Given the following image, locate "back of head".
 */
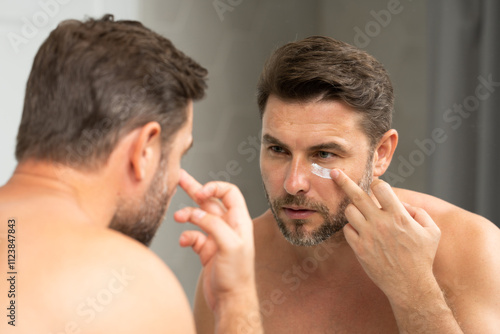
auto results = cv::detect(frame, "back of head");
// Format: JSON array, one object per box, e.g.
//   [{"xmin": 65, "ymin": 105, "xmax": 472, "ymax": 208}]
[
  {"xmin": 257, "ymin": 36, "xmax": 394, "ymax": 147},
  {"xmin": 16, "ymin": 14, "xmax": 207, "ymax": 170}
]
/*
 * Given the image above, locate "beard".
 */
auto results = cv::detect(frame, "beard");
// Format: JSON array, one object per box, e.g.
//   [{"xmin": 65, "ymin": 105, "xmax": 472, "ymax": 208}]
[
  {"xmin": 109, "ymin": 155, "xmax": 171, "ymax": 247},
  {"xmin": 264, "ymin": 158, "xmax": 373, "ymax": 247}
]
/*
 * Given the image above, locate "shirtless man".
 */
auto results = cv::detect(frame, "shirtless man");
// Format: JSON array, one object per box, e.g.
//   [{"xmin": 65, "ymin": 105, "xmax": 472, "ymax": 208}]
[
  {"xmin": 194, "ymin": 36, "xmax": 500, "ymax": 333},
  {"xmin": 0, "ymin": 15, "xmax": 262, "ymax": 333}
]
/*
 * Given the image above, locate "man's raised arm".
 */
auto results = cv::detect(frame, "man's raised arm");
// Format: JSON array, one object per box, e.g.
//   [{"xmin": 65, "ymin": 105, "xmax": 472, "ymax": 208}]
[{"xmin": 175, "ymin": 170, "xmax": 263, "ymax": 334}]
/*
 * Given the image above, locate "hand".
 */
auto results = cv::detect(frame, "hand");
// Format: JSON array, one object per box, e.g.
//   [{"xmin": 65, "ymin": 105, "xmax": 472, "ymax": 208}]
[
  {"xmin": 174, "ymin": 170, "xmax": 256, "ymax": 311},
  {"xmin": 331, "ymin": 169, "xmax": 441, "ymax": 304}
]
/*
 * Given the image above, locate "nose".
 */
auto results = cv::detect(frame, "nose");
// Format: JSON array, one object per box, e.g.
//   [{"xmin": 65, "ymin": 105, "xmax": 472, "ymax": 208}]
[{"xmin": 284, "ymin": 158, "xmax": 311, "ymax": 196}]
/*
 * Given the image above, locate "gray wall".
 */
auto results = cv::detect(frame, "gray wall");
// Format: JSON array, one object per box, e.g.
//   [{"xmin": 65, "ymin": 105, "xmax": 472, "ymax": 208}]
[{"xmin": 0, "ymin": 0, "xmax": 427, "ymax": 305}]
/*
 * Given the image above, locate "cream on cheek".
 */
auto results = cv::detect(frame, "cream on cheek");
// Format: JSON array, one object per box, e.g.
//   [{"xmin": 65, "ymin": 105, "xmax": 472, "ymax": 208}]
[{"xmin": 311, "ymin": 163, "xmax": 333, "ymax": 179}]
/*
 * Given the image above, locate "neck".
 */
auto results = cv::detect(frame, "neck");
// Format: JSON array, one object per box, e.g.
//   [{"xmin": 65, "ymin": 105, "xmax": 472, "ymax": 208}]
[
  {"xmin": 290, "ymin": 231, "xmax": 359, "ymax": 276},
  {"xmin": 9, "ymin": 160, "xmax": 117, "ymax": 227}
]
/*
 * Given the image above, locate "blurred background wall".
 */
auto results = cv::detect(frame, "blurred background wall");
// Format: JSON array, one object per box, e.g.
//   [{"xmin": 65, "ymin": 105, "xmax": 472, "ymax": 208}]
[{"xmin": 2, "ymin": 0, "xmax": 495, "ymax": 306}]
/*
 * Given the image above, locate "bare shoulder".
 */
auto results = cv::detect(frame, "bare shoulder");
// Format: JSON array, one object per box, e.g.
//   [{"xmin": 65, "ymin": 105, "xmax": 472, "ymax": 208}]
[
  {"xmin": 393, "ymin": 187, "xmax": 500, "ymax": 261},
  {"xmin": 393, "ymin": 187, "xmax": 498, "ymax": 234},
  {"xmin": 11, "ymin": 222, "xmax": 195, "ymax": 333},
  {"xmin": 80, "ymin": 229, "xmax": 195, "ymax": 333}
]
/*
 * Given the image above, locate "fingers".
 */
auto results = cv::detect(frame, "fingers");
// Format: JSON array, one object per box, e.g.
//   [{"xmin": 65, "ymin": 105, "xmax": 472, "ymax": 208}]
[
  {"xmin": 174, "ymin": 207, "xmax": 236, "ymax": 251},
  {"xmin": 179, "ymin": 231, "xmax": 217, "ymax": 265},
  {"xmin": 178, "ymin": 169, "xmax": 226, "ymax": 216},
  {"xmin": 196, "ymin": 181, "xmax": 251, "ymax": 229},
  {"xmin": 178, "ymin": 169, "xmax": 203, "ymax": 201},
  {"xmin": 331, "ymin": 169, "xmax": 376, "ymax": 216},
  {"xmin": 343, "ymin": 223, "xmax": 360, "ymax": 248},
  {"xmin": 402, "ymin": 202, "xmax": 438, "ymax": 230},
  {"xmin": 370, "ymin": 179, "xmax": 406, "ymax": 213},
  {"xmin": 177, "ymin": 172, "xmax": 252, "ymax": 236},
  {"xmin": 344, "ymin": 203, "xmax": 366, "ymax": 232},
  {"xmin": 402, "ymin": 202, "xmax": 416, "ymax": 217},
  {"xmin": 179, "ymin": 230, "xmax": 207, "ymax": 252},
  {"xmin": 332, "ymin": 169, "xmax": 405, "ymax": 215}
]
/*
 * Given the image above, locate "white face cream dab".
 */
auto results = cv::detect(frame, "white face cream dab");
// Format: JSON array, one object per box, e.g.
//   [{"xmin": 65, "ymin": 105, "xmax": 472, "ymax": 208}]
[{"xmin": 311, "ymin": 163, "xmax": 333, "ymax": 179}]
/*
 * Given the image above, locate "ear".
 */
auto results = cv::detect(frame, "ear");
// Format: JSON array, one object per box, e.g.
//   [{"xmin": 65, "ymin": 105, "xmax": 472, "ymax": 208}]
[
  {"xmin": 372, "ymin": 129, "xmax": 398, "ymax": 177},
  {"xmin": 130, "ymin": 122, "xmax": 162, "ymax": 181}
]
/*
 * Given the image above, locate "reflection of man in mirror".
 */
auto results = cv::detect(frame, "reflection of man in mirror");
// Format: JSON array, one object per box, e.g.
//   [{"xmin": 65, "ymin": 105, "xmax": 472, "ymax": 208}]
[
  {"xmin": 195, "ymin": 36, "xmax": 500, "ymax": 333},
  {"xmin": 0, "ymin": 15, "xmax": 263, "ymax": 334}
]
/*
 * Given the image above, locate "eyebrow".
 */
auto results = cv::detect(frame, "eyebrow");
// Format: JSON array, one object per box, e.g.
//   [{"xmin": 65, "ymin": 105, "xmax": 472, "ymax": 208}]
[
  {"xmin": 262, "ymin": 134, "xmax": 289, "ymax": 150},
  {"xmin": 309, "ymin": 142, "xmax": 348, "ymax": 155},
  {"xmin": 262, "ymin": 134, "xmax": 348, "ymax": 155}
]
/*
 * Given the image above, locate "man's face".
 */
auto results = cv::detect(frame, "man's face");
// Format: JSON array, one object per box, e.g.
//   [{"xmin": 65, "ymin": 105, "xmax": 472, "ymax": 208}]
[
  {"xmin": 110, "ymin": 103, "xmax": 193, "ymax": 246},
  {"xmin": 260, "ymin": 95, "xmax": 373, "ymax": 246}
]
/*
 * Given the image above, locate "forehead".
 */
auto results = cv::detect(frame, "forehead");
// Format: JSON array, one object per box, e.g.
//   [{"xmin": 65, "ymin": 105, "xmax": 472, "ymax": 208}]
[{"xmin": 262, "ymin": 95, "xmax": 368, "ymax": 148}]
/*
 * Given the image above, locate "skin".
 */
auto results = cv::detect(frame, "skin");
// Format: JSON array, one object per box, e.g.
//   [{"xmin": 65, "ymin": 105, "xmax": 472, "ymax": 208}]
[
  {"xmin": 0, "ymin": 102, "xmax": 262, "ymax": 334},
  {"xmin": 194, "ymin": 95, "xmax": 500, "ymax": 333}
]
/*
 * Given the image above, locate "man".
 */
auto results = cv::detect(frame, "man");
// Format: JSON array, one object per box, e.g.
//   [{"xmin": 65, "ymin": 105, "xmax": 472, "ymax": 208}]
[
  {"xmin": 194, "ymin": 36, "xmax": 500, "ymax": 333},
  {"xmin": 0, "ymin": 15, "xmax": 262, "ymax": 333}
]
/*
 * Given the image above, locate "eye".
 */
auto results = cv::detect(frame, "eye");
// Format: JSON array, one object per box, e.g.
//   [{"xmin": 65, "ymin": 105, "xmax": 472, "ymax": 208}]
[
  {"xmin": 269, "ymin": 146, "xmax": 285, "ymax": 153},
  {"xmin": 317, "ymin": 151, "xmax": 336, "ymax": 159}
]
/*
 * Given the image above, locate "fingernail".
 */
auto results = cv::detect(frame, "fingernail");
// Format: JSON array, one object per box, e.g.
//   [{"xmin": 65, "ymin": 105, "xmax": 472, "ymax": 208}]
[
  {"xmin": 193, "ymin": 209, "xmax": 206, "ymax": 220},
  {"xmin": 331, "ymin": 169, "xmax": 340, "ymax": 179}
]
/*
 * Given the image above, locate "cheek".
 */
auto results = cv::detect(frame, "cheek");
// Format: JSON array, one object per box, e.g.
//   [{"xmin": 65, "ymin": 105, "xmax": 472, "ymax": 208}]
[
  {"xmin": 261, "ymin": 160, "xmax": 284, "ymax": 190},
  {"xmin": 166, "ymin": 174, "xmax": 176, "ymax": 195},
  {"xmin": 346, "ymin": 160, "xmax": 370, "ymax": 183},
  {"xmin": 311, "ymin": 177, "xmax": 341, "ymax": 199},
  {"xmin": 164, "ymin": 159, "xmax": 182, "ymax": 193}
]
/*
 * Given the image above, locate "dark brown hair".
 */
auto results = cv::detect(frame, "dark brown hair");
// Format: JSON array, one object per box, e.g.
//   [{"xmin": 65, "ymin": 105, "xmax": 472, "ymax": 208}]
[
  {"xmin": 16, "ymin": 14, "xmax": 207, "ymax": 169},
  {"xmin": 257, "ymin": 36, "xmax": 393, "ymax": 147}
]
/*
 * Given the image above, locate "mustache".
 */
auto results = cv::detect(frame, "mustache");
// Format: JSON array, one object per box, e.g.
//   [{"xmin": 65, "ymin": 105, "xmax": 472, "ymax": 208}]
[{"xmin": 273, "ymin": 194, "xmax": 328, "ymax": 213}]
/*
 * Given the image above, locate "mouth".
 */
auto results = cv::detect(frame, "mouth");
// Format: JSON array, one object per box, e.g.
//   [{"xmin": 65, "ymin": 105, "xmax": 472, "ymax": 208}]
[{"xmin": 282, "ymin": 206, "xmax": 316, "ymax": 219}]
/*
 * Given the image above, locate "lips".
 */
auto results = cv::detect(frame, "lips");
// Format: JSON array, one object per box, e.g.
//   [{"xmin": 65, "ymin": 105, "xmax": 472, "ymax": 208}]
[{"xmin": 283, "ymin": 206, "xmax": 316, "ymax": 219}]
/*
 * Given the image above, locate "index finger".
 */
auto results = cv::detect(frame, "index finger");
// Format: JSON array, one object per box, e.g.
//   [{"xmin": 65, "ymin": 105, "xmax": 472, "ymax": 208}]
[
  {"xmin": 178, "ymin": 169, "xmax": 226, "ymax": 216},
  {"xmin": 331, "ymin": 169, "xmax": 377, "ymax": 216},
  {"xmin": 178, "ymin": 169, "xmax": 203, "ymax": 201}
]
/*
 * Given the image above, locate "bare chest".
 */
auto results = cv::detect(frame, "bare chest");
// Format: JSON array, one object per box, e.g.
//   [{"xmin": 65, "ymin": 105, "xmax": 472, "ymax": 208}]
[{"xmin": 254, "ymin": 268, "xmax": 399, "ymax": 334}]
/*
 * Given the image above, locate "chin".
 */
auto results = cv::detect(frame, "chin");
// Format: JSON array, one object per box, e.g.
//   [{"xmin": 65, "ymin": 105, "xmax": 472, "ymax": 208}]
[{"xmin": 276, "ymin": 210, "xmax": 347, "ymax": 247}]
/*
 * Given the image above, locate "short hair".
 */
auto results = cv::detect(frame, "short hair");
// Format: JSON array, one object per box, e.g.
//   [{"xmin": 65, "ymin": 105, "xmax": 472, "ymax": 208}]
[
  {"xmin": 16, "ymin": 14, "xmax": 207, "ymax": 169},
  {"xmin": 257, "ymin": 36, "xmax": 394, "ymax": 147}
]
